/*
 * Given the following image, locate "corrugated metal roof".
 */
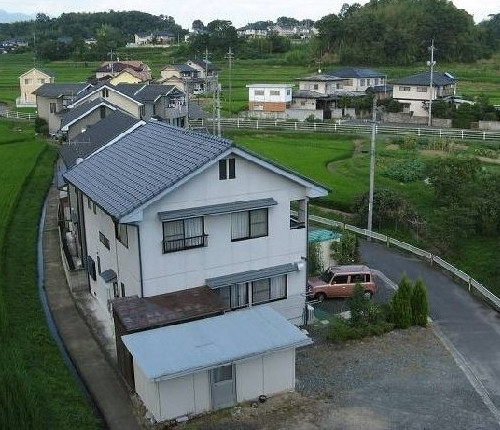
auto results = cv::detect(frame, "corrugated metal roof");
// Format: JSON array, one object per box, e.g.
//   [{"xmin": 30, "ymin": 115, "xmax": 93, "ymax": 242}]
[
  {"xmin": 292, "ymin": 90, "xmax": 330, "ymax": 99},
  {"xmin": 64, "ymin": 122, "xmax": 235, "ymax": 218},
  {"xmin": 206, "ymin": 263, "xmax": 298, "ymax": 288},
  {"xmin": 158, "ymin": 198, "xmax": 277, "ymax": 221},
  {"xmin": 308, "ymin": 229, "xmax": 342, "ymax": 243},
  {"xmin": 392, "ymin": 71, "xmax": 456, "ymax": 87},
  {"xmin": 122, "ymin": 306, "xmax": 312, "ymax": 380}
]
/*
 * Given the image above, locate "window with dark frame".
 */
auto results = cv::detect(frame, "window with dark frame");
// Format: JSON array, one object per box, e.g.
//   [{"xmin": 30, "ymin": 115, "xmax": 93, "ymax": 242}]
[
  {"xmin": 115, "ymin": 222, "xmax": 128, "ymax": 248},
  {"xmin": 100, "ymin": 105, "xmax": 106, "ymax": 119},
  {"xmin": 231, "ymin": 208, "xmax": 268, "ymax": 241},
  {"xmin": 219, "ymin": 158, "xmax": 236, "ymax": 180},
  {"xmin": 87, "ymin": 197, "xmax": 91, "ymax": 209},
  {"xmin": 49, "ymin": 103, "xmax": 57, "ymax": 113},
  {"xmin": 99, "ymin": 232, "xmax": 110, "ymax": 250},
  {"xmin": 290, "ymin": 199, "xmax": 306, "ymax": 229},
  {"xmin": 92, "ymin": 202, "xmax": 96, "ymax": 215},
  {"xmin": 97, "ymin": 256, "xmax": 101, "ymax": 274},
  {"xmin": 102, "ymin": 88, "xmax": 109, "ymax": 98},
  {"xmin": 120, "ymin": 282, "xmax": 125, "ymax": 297},
  {"xmin": 162, "ymin": 217, "xmax": 206, "ymax": 253}
]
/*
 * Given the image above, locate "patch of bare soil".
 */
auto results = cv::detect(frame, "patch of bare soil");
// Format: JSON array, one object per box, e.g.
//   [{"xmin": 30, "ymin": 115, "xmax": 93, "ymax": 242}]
[
  {"xmin": 385, "ymin": 144, "xmax": 399, "ymax": 150},
  {"xmin": 477, "ymin": 156, "xmax": 500, "ymax": 164},
  {"xmin": 420, "ymin": 149, "xmax": 448, "ymax": 157}
]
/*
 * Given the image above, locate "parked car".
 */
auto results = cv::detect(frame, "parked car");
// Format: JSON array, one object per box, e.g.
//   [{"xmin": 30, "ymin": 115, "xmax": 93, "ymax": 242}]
[{"xmin": 307, "ymin": 265, "xmax": 377, "ymax": 301}]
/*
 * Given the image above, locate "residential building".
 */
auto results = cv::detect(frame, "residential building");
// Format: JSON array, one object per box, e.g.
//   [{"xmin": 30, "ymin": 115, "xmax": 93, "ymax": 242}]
[
  {"xmin": 325, "ymin": 67, "xmax": 387, "ymax": 93},
  {"xmin": 33, "ymin": 83, "xmax": 93, "ymax": 134},
  {"xmin": 62, "ymin": 122, "xmax": 327, "ymax": 421},
  {"xmin": 186, "ymin": 59, "xmax": 219, "ymax": 92},
  {"xmin": 17, "ymin": 68, "xmax": 55, "ymax": 107},
  {"xmin": 158, "ymin": 63, "xmax": 204, "ymax": 93},
  {"xmin": 391, "ymin": 71, "xmax": 456, "ymax": 117},
  {"xmin": 95, "ymin": 61, "xmax": 152, "ymax": 81},
  {"xmin": 246, "ymin": 84, "xmax": 293, "ymax": 115},
  {"xmin": 237, "ymin": 24, "xmax": 269, "ymax": 38},
  {"xmin": 70, "ymin": 83, "xmax": 188, "ymax": 127}
]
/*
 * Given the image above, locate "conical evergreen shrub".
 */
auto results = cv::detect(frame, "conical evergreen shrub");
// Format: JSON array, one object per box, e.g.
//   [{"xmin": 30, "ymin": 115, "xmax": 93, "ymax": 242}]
[
  {"xmin": 391, "ymin": 275, "xmax": 413, "ymax": 329},
  {"xmin": 411, "ymin": 278, "xmax": 429, "ymax": 327}
]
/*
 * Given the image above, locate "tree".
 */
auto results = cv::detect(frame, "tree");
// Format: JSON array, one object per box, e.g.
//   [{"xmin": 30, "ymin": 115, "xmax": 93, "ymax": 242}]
[
  {"xmin": 307, "ymin": 242, "xmax": 323, "ymax": 276},
  {"xmin": 411, "ymin": 278, "xmax": 429, "ymax": 326},
  {"xmin": 330, "ymin": 232, "xmax": 358, "ymax": 265},
  {"xmin": 192, "ymin": 19, "xmax": 205, "ymax": 32},
  {"xmin": 391, "ymin": 275, "xmax": 413, "ymax": 329}
]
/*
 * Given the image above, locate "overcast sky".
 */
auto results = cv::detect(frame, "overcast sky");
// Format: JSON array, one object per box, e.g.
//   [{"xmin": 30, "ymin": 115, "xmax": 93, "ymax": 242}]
[{"xmin": 1, "ymin": 0, "xmax": 498, "ymax": 28}]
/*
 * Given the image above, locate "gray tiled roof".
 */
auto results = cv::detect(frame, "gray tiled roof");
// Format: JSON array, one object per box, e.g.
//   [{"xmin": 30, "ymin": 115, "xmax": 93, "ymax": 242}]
[
  {"xmin": 292, "ymin": 90, "xmax": 330, "ymax": 99},
  {"xmin": 63, "ymin": 122, "xmax": 235, "ymax": 219},
  {"xmin": 60, "ymin": 98, "xmax": 116, "ymax": 128},
  {"xmin": 325, "ymin": 67, "xmax": 385, "ymax": 79},
  {"xmin": 189, "ymin": 59, "xmax": 219, "ymax": 71},
  {"xmin": 391, "ymin": 71, "xmax": 456, "ymax": 87},
  {"xmin": 59, "ymin": 110, "xmax": 140, "ymax": 168},
  {"xmin": 172, "ymin": 63, "xmax": 197, "ymax": 72},
  {"xmin": 298, "ymin": 74, "xmax": 344, "ymax": 82},
  {"xmin": 206, "ymin": 263, "xmax": 298, "ymax": 288},
  {"xmin": 33, "ymin": 83, "xmax": 92, "ymax": 98},
  {"xmin": 113, "ymin": 83, "xmax": 178, "ymax": 102}
]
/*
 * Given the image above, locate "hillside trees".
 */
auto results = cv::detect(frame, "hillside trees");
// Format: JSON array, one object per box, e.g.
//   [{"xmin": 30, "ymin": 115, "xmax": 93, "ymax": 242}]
[{"xmin": 316, "ymin": 0, "xmax": 491, "ymax": 65}]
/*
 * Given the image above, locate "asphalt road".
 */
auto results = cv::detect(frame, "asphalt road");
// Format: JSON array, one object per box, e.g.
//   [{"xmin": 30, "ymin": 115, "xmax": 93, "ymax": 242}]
[{"xmin": 359, "ymin": 239, "xmax": 500, "ymax": 426}]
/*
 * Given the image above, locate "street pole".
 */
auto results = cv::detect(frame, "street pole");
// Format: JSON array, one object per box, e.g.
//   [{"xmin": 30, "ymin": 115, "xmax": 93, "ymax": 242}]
[
  {"xmin": 428, "ymin": 39, "xmax": 435, "ymax": 127},
  {"xmin": 367, "ymin": 94, "xmax": 377, "ymax": 239},
  {"xmin": 225, "ymin": 47, "xmax": 234, "ymax": 117}
]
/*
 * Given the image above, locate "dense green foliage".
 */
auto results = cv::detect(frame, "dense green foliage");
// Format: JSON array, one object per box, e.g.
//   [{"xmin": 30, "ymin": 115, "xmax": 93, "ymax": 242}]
[
  {"xmin": 391, "ymin": 275, "xmax": 414, "ymax": 329},
  {"xmin": 330, "ymin": 231, "xmax": 359, "ymax": 265},
  {"xmin": 327, "ymin": 285, "xmax": 393, "ymax": 341},
  {"xmin": 307, "ymin": 242, "xmax": 324, "ymax": 276},
  {"xmin": 411, "ymin": 278, "xmax": 429, "ymax": 327},
  {"xmin": 0, "ymin": 124, "xmax": 99, "ymax": 429},
  {"xmin": 316, "ymin": 0, "xmax": 499, "ymax": 65}
]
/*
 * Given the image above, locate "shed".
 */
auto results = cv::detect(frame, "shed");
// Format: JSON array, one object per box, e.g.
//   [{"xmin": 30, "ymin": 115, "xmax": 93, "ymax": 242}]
[{"xmin": 122, "ymin": 306, "xmax": 311, "ymax": 422}]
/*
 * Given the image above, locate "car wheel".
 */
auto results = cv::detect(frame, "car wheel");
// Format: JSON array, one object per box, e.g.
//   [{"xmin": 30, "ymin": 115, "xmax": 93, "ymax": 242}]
[
  {"xmin": 363, "ymin": 291, "xmax": 373, "ymax": 299},
  {"xmin": 315, "ymin": 293, "xmax": 327, "ymax": 302}
]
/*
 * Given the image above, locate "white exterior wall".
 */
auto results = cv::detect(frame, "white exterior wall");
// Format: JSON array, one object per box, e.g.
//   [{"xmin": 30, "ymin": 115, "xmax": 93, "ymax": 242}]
[
  {"xmin": 248, "ymin": 86, "xmax": 293, "ymax": 104},
  {"xmin": 83, "ymin": 197, "xmax": 141, "ymax": 314},
  {"xmin": 136, "ymin": 349, "xmax": 296, "ymax": 422},
  {"xmin": 236, "ymin": 349, "xmax": 295, "ymax": 402},
  {"xmin": 138, "ymin": 155, "xmax": 308, "ymax": 323}
]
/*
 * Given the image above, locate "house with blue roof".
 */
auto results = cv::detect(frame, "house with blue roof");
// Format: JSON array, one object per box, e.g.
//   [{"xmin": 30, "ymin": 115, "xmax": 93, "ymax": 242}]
[
  {"xmin": 391, "ymin": 71, "xmax": 457, "ymax": 118},
  {"xmin": 62, "ymin": 121, "xmax": 328, "ymax": 421}
]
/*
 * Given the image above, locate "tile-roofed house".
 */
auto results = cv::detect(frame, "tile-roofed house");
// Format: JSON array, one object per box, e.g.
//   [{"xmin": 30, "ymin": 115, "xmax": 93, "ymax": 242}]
[
  {"xmin": 33, "ymin": 83, "xmax": 94, "ymax": 134},
  {"xmin": 61, "ymin": 121, "xmax": 327, "ymax": 421},
  {"xmin": 59, "ymin": 110, "xmax": 142, "ymax": 168},
  {"xmin": 391, "ymin": 71, "xmax": 457, "ymax": 117},
  {"xmin": 95, "ymin": 61, "xmax": 151, "ymax": 80},
  {"xmin": 158, "ymin": 63, "xmax": 204, "ymax": 93},
  {"xmin": 186, "ymin": 59, "xmax": 219, "ymax": 91},
  {"xmin": 324, "ymin": 67, "xmax": 387, "ymax": 93},
  {"xmin": 69, "ymin": 83, "xmax": 187, "ymax": 127}
]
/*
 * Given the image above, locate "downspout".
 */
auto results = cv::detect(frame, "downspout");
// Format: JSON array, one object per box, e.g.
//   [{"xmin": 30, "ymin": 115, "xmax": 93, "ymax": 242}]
[{"xmin": 136, "ymin": 224, "xmax": 144, "ymax": 298}]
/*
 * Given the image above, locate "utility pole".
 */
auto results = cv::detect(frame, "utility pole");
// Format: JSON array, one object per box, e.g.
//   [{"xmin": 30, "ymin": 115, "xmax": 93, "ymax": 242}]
[
  {"xmin": 216, "ymin": 82, "xmax": 221, "ymax": 137},
  {"xmin": 427, "ymin": 39, "xmax": 436, "ymax": 127},
  {"xmin": 367, "ymin": 94, "xmax": 377, "ymax": 239},
  {"xmin": 316, "ymin": 58, "xmax": 322, "ymax": 74},
  {"xmin": 225, "ymin": 47, "xmax": 234, "ymax": 117}
]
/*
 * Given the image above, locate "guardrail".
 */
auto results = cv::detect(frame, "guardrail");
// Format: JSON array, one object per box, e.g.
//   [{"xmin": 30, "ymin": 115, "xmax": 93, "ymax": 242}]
[
  {"xmin": 309, "ymin": 214, "xmax": 500, "ymax": 311},
  {"xmin": 0, "ymin": 109, "xmax": 36, "ymax": 122},
  {"xmin": 190, "ymin": 118, "xmax": 500, "ymax": 142}
]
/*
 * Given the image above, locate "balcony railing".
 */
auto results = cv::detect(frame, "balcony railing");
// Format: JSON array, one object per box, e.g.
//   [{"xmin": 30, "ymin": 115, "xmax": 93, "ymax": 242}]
[{"xmin": 162, "ymin": 234, "xmax": 208, "ymax": 253}]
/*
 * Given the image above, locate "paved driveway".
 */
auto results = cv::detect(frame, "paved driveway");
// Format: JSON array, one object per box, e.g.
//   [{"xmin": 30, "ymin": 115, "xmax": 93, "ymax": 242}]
[{"xmin": 360, "ymin": 239, "xmax": 500, "ymax": 426}]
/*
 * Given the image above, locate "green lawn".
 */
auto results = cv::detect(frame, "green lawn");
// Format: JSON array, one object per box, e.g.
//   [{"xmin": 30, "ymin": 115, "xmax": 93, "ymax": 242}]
[{"xmin": 0, "ymin": 120, "xmax": 100, "ymax": 429}]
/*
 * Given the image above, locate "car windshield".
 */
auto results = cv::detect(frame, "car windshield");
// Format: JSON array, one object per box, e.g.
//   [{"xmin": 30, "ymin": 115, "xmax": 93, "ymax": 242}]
[{"xmin": 320, "ymin": 270, "xmax": 332, "ymax": 282}]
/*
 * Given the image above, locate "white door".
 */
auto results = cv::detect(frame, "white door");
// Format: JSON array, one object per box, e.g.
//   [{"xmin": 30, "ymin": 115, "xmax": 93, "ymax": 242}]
[{"xmin": 211, "ymin": 365, "xmax": 236, "ymax": 410}]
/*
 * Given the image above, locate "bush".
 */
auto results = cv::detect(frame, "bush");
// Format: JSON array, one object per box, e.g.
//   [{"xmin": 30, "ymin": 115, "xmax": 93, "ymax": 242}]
[
  {"xmin": 391, "ymin": 275, "xmax": 413, "ymax": 328},
  {"xmin": 34, "ymin": 118, "xmax": 48, "ymax": 136},
  {"xmin": 330, "ymin": 231, "xmax": 359, "ymax": 265},
  {"xmin": 411, "ymin": 278, "xmax": 429, "ymax": 326},
  {"xmin": 307, "ymin": 242, "xmax": 323, "ymax": 276},
  {"xmin": 327, "ymin": 316, "xmax": 393, "ymax": 342},
  {"xmin": 383, "ymin": 159, "xmax": 427, "ymax": 183}
]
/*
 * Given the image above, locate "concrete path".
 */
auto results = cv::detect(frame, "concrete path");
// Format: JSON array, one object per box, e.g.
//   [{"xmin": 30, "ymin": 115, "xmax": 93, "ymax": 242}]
[
  {"xmin": 42, "ymin": 184, "xmax": 142, "ymax": 430},
  {"xmin": 360, "ymin": 240, "xmax": 500, "ymax": 427}
]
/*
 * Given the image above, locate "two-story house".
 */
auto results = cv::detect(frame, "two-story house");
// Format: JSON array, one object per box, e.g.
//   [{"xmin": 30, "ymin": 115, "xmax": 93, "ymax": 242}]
[
  {"xmin": 33, "ymin": 83, "xmax": 94, "ymax": 134},
  {"xmin": 326, "ymin": 67, "xmax": 387, "ymax": 93},
  {"xmin": 63, "ymin": 122, "xmax": 327, "ymax": 421},
  {"xmin": 17, "ymin": 67, "xmax": 55, "ymax": 107},
  {"xmin": 69, "ymin": 83, "xmax": 188, "ymax": 127},
  {"xmin": 158, "ymin": 63, "xmax": 204, "ymax": 93},
  {"xmin": 186, "ymin": 59, "xmax": 220, "ymax": 92},
  {"xmin": 246, "ymin": 84, "xmax": 293, "ymax": 117},
  {"xmin": 391, "ymin": 71, "xmax": 456, "ymax": 117},
  {"xmin": 95, "ymin": 61, "xmax": 152, "ymax": 81}
]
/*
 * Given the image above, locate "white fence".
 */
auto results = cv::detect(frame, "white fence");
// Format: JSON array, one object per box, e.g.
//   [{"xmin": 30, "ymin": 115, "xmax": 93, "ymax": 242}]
[
  {"xmin": 0, "ymin": 109, "xmax": 36, "ymax": 122},
  {"xmin": 309, "ymin": 214, "xmax": 500, "ymax": 311},
  {"xmin": 190, "ymin": 118, "xmax": 500, "ymax": 142}
]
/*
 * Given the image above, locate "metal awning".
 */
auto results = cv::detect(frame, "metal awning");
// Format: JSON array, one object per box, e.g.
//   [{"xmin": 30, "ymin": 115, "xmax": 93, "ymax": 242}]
[
  {"xmin": 122, "ymin": 307, "xmax": 312, "ymax": 381},
  {"xmin": 206, "ymin": 263, "xmax": 298, "ymax": 289},
  {"xmin": 100, "ymin": 269, "xmax": 117, "ymax": 283},
  {"xmin": 158, "ymin": 198, "xmax": 277, "ymax": 221}
]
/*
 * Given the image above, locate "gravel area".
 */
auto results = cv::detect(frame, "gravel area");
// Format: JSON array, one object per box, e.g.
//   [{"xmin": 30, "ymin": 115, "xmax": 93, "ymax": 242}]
[{"xmin": 172, "ymin": 324, "xmax": 498, "ymax": 430}]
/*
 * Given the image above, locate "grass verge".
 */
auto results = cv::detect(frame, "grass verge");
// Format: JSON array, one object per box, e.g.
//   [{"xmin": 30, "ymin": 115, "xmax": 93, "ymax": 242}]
[{"xmin": 0, "ymin": 146, "xmax": 100, "ymax": 430}]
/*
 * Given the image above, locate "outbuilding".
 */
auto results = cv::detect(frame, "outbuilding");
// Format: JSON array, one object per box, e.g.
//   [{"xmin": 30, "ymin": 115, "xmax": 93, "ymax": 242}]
[{"xmin": 122, "ymin": 306, "xmax": 311, "ymax": 422}]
